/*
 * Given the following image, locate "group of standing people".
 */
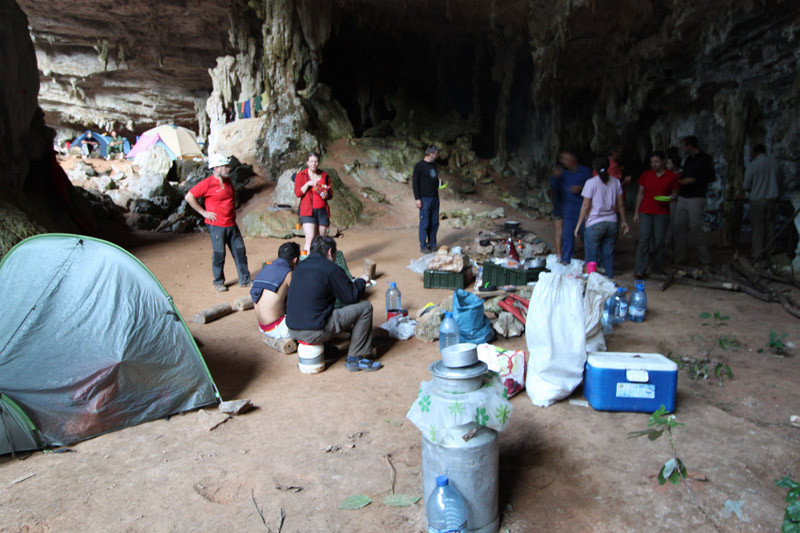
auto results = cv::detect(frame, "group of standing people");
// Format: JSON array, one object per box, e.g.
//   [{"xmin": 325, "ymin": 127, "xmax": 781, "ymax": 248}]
[{"xmin": 551, "ymin": 135, "xmax": 781, "ymax": 279}]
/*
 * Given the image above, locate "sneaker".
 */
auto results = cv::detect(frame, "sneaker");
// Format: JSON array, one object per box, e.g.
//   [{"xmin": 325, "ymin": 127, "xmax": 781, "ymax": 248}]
[
  {"xmin": 420, "ymin": 246, "xmax": 431, "ymax": 253},
  {"xmin": 215, "ymin": 284, "xmax": 228, "ymax": 292},
  {"xmin": 239, "ymin": 281, "xmax": 252, "ymax": 288}
]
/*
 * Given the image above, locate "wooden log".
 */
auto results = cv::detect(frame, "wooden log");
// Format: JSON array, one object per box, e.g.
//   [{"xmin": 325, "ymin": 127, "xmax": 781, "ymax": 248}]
[
  {"xmin": 192, "ymin": 304, "xmax": 233, "ymax": 324},
  {"xmin": 233, "ymin": 295, "xmax": 254, "ymax": 311},
  {"xmin": 364, "ymin": 258, "xmax": 376, "ymax": 280},
  {"xmin": 670, "ymin": 277, "xmax": 739, "ymax": 291},
  {"xmin": 262, "ymin": 335, "xmax": 297, "ymax": 354}
]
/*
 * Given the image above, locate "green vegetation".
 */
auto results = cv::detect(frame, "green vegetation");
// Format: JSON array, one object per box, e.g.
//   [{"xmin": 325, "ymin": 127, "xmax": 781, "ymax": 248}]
[
  {"xmin": 776, "ymin": 476, "xmax": 800, "ymax": 532},
  {"xmin": 628, "ymin": 406, "xmax": 687, "ymax": 485}
]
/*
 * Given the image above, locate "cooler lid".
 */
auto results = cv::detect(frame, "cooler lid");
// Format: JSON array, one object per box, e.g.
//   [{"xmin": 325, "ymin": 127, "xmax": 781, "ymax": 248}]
[{"xmin": 587, "ymin": 352, "xmax": 677, "ymax": 371}]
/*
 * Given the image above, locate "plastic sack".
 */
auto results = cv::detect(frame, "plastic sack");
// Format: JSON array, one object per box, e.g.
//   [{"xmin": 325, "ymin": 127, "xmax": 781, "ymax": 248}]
[
  {"xmin": 407, "ymin": 252, "xmax": 438, "ymax": 274},
  {"xmin": 545, "ymin": 254, "xmax": 584, "ymax": 277},
  {"xmin": 524, "ymin": 272, "xmax": 585, "ymax": 407},
  {"xmin": 452, "ymin": 289, "xmax": 494, "ymax": 344},
  {"xmin": 380, "ymin": 315, "xmax": 418, "ymax": 340},
  {"xmin": 584, "ymin": 273, "xmax": 617, "ymax": 352},
  {"xmin": 477, "ymin": 344, "xmax": 527, "ymax": 398}
]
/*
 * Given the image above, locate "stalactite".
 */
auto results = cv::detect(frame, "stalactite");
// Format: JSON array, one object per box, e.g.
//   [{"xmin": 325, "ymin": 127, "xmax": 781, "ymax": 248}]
[{"xmin": 93, "ymin": 38, "xmax": 109, "ymax": 71}]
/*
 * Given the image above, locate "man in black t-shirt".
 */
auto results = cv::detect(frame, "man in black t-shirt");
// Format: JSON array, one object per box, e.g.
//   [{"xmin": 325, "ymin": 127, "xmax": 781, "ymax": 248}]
[
  {"xmin": 412, "ymin": 145, "xmax": 440, "ymax": 253},
  {"xmin": 673, "ymin": 135, "xmax": 715, "ymax": 266}
]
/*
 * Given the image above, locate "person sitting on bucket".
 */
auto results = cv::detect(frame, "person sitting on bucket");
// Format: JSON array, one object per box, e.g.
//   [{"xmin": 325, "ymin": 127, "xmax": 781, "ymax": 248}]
[
  {"xmin": 285, "ymin": 235, "xmax": 381, "ymax": 372},
  {"xmin": 251, "ymin": 242, "xmax": 300, "ymax": 339},
  {"xmin": 184, "ymin": 153, "xmax": 252, "ymax": 292}
]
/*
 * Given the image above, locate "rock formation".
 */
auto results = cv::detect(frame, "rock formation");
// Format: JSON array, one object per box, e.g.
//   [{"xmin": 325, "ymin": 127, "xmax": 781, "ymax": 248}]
[{"xmin": 5, "ymin": 0, "xmax": 800, "ymax": 263}]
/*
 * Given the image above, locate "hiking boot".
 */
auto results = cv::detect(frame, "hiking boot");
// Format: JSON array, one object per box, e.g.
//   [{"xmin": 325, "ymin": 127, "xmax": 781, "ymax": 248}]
[{"xmin": 215, "ymin": 284, "xmax": 228, "ymax": 292}]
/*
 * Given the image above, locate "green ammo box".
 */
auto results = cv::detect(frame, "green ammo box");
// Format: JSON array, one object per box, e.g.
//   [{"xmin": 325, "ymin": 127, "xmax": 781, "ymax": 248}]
[
  {"xmin": 424, "ymin": 268, "xmax": 469, "ymax": 289},
  {"xmin": 482, "ymin": 261, "xmax": 546, "ymax": 286}
]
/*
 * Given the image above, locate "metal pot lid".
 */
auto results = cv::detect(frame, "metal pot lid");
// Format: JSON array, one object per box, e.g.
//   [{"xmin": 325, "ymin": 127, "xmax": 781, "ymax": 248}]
[{"xmin": 429, "ymin": 360, "xmax": 488, "ymax": 380}]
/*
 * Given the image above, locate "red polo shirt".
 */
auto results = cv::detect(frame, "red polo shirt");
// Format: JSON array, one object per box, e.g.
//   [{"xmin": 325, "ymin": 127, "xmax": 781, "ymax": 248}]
[
  {"xmin": 189, "ymin": 176, "xmax": 236, "ymax": 227},
  {"xmin": 638, "ymin": 169, "xmax": 678, "ymax": 215}
]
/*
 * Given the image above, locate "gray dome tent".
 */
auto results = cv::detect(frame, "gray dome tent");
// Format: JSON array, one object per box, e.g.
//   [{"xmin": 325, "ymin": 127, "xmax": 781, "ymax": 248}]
[{"xmin": 0, "ymin": 234, "xmax": 219, "ymax": 455}]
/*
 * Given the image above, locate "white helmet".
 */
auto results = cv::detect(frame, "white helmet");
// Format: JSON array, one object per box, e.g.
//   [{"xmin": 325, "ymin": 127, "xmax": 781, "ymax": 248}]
[{"xmin": 208, "ymin": 153, "xmax": 231, "ymax": 168}]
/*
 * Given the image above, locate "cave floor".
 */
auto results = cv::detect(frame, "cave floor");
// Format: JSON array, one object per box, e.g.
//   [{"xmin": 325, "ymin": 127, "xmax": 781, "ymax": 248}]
[{"xmin": 2, "ymin": 164, "xmax": 798, "ymax": 532}]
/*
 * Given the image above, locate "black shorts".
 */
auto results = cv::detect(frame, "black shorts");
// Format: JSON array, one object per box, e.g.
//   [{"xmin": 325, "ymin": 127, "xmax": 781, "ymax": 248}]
[{"xmin": 300, "ymin": 208, "xmax": 330, "ymax": 227}]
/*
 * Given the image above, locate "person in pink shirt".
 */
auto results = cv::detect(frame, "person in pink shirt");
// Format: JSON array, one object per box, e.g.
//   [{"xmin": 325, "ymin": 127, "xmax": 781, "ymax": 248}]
[
  {"xmin": 633, "ymin": 151, "xmax": 679, "ymax": 278},
  {"xmin": 575, "ymin": 156, "xmax": 629, "ymax": 277}
]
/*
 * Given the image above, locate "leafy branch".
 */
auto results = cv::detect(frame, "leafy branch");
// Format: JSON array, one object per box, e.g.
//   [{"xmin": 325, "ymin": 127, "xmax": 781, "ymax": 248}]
[
  {"xmin": 776, "ymin": 476, "xmax": 800, "ymax": 532},
  {"xmin": 628, "ymin": 405, "xmax": 686, "ymax": 485}
]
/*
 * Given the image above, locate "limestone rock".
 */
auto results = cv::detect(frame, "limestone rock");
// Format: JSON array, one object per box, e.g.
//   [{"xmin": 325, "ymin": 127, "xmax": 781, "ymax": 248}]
[
  {"xmin": 93, "ymin": 174, "xmax": 115, "ymax": 192},
  {"xmin": 241, "ymin": 209, "xmax": 298, "ymax": 239},
  {"xmin": 106, "ymin": 189, "xmax": 135, "ymax": 210},
  {"xmin": 493, "ymin": 311, "xmax": 524, "ymax": 338},
  {"xmin": 128, "ymin": 171, "xmax": 175, "ymax": 200},
  {"xmin": 307, "ymin": 84, "xmax": 354, "ymax": 145},
  {"xmin": 271, "ymin": 169, "xmax": 300, "ymax": 208},
  {"xmin": 413, "ymin": 296, "xmax": 454, "ymax": 342},
  {"xmin": 134, "ymin": 145, "xmax": 173, "ymax": 178},
  {"xmin": 326, "ymin": 168, "xmax": 362, "ymax": 229},
  {"xmin": 126, "ymin": 212, "xmax": 161, "ymax": 231},
  {"xmin": 214, "ymin": 118, "xmax": 263, "ymax": 166},
  {"xmin": 177, "ymin": 160, "xmax": 208, "ymax": 186}
]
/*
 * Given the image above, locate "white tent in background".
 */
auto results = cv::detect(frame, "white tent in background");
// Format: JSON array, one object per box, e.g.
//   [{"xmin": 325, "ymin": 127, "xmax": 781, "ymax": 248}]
[{"xmin": 127, "ymin": 125, "xmax": 203, "ymax": 160}]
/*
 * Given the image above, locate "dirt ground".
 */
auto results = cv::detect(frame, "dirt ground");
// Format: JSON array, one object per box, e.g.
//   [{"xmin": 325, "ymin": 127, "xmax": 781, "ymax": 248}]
[{"xmin": 1, "ymin": 155, "xmax": 798, "ymax": 532}]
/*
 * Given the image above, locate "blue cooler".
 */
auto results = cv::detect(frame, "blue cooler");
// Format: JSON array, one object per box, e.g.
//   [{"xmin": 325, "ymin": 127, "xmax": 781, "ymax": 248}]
[{"xmin": 584, "ymin": 352, "xmax": 677, "ymax": 413}]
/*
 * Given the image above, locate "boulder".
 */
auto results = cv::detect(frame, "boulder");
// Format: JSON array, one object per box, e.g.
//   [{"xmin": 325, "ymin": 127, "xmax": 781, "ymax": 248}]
[
  {"xmin": 413, "ymin": 296, "xmax": 453, "ymax": 342},
  {"xmin": 214, "ymin": 118, "xmax": 262, "ymax": 166},
  {"xmin": 106, "ymin": 189, "xmax": 136, "ymax": 210},
  {"xmin": 176, "ymin": 159, "xmax": 208, "ymax": 186},
  {"xmin": 128, "ymin": 170, "xmax": 174, "ymax": 199},
  {"xmin": 271, "ymin": 169, "xmax": 300, "ymax": 208},
  {"xmin": 131, "ymin": 196, "xmax": 173, "ymax": 217},
  {"xmin": 327, "ymin": 168, "xmax": 362, "ymax": 229},
  {"xmin": 241, "ymin": 209, "xmax": 298, "ymax": 239},
  {"xmin": 126, "ymin": 212, "xmax": 161, "ymax": 230},
  {"xmin": 134, "ymin": 144, "xmax": 173, "ymax": 177},
  {"xmin": 493, "ymin": 311, "xmax": 524, "ymax": 338},
  {"xmin": 93, "ymin": 174, "xmax": 116, "ymax": 192}
]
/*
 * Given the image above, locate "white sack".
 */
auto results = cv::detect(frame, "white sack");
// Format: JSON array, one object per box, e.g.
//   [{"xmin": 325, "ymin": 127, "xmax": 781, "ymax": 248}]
[
  {"xmin": 524, "ymin": 272, "xmax": 586, "ymax": 407},
  {"xmin": 584, "ymin": 273, "xmax": 617, "ymax": 352}
]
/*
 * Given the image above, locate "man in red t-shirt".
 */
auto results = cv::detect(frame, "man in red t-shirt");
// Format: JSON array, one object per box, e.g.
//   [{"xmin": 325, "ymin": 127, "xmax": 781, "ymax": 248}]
[
  {"xmin": 633, "ymin": 151, "xmax": 679, "ymax": 277},
  {"xmin": 185, "ymin": 153, "xmax": 251, "ymax": 292}
]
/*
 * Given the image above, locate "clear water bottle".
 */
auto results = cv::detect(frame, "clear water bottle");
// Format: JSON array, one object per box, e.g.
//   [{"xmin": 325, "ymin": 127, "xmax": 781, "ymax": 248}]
[
  {"xmin": 613, "ymin": 287, "xmax": 628, "ymax": 324},
  {"xmin": 628, "ymin": 280, "xmax": 647, "ymax": 322},
  {"xmin": 426, "ymin": 475, "xmax": 468, "ymax": 533},
  {"xmin": 439, "ymin": 312, "xmax": 460, "ymax": 353},
  {"xmin": 385, "ymin": 282, "xmax": 402, "ymax": 315},
  {"xmin": 602, "ymin": 295, "xmax": 616, "ymax": 335}
]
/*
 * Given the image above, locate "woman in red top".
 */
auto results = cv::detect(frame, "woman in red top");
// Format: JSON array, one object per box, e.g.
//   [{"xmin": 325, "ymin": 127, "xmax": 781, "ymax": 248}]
[
  {"xmin": 294, "ymin": 152, "xmax": 333, "ymax": 253},
  {"xmin": 633, "ymin": 151, "xmax": 679, "ymax": 277}
]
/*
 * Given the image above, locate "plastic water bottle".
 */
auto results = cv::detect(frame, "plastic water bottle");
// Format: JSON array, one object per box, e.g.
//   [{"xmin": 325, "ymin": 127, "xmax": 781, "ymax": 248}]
[
  {"xmin": 439, "ymin": 312, "xmax": 460, "ymax": 353},
  {"xmin": 426, "ymin": 475, "xmax": 468, "ymax": 533},
  {"xmin": 613, "ymin": 287, "xmax": 628, "ymax": 324},
  {"xmin": 602, "ymin": 295, "xmax": 616, "ymax": 335},
  {"xmin": 385, "ymin": 282, "xmax": 402, "ymax": 315},
  {"xmin": 628, "ymin": 280, "xmax": 647, "ymax": 322}
]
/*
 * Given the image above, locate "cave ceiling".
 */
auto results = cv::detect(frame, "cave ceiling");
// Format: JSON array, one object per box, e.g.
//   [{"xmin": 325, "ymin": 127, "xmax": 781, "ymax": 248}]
[{"xmin": 16, "ymin": 0, "xmax": 800, "ymax": 158}]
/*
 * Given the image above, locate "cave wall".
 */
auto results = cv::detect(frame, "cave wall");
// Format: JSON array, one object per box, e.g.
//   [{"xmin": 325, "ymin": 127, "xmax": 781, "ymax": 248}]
[{"xmin": 11, "ymin": 0, "xmax": 800, "ymax": 258}]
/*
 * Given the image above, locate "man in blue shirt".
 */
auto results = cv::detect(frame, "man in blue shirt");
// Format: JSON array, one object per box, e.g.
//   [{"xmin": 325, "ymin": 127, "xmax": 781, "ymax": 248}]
[{"xmin": 551, "ymin": 150, "xmax": 591, "ymax": 263}]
